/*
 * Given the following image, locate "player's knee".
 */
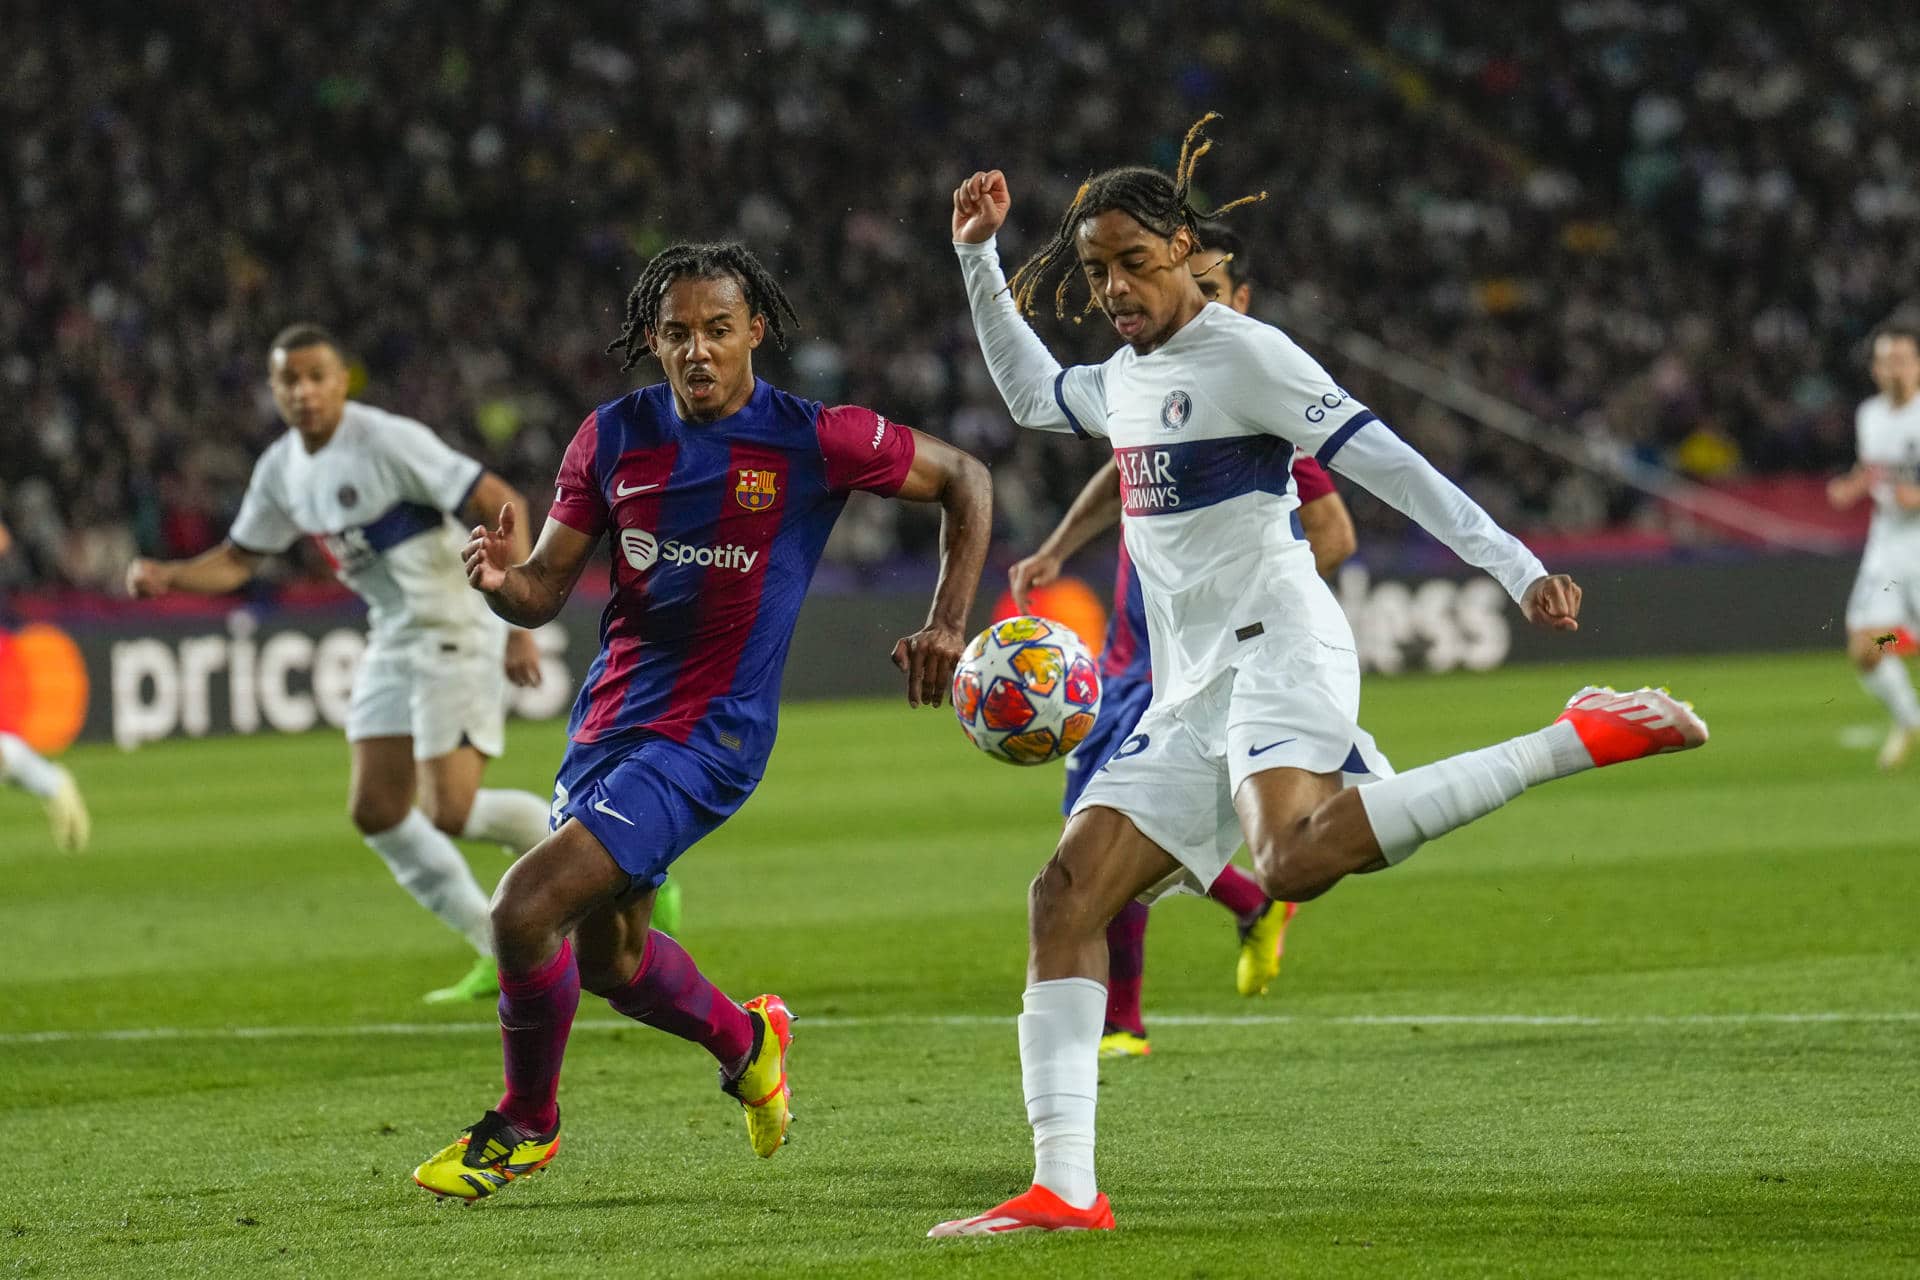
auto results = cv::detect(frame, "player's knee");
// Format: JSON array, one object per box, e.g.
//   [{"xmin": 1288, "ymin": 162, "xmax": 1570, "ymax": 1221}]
[
  {"xmin": 488, "ymin": 861, "xmax": 554, "ymax": 955},
  {"xmin": 1027, "ymin": 854, "xmax": 1093, "ymax": 940},
  {"xmin": 1850, "ymin": 643, "xmax": 1883, "ymax": 673},
  {"xmin": 1249, "ymin": 815, "xmax": 1324, "ymax": 901},
  {"xmin": 349, "ymin": 794, "xmax": 409, "ymax": 836}
]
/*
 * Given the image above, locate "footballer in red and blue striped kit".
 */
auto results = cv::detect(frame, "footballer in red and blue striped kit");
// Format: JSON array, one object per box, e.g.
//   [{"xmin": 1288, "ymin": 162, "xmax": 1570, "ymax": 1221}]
[{"xmin": 414, "ymin": 242, "xmax": 992, "ymax": 1201}]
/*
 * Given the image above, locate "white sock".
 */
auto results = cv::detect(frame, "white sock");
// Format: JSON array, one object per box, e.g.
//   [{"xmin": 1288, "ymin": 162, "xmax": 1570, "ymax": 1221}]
[
  {"xmin": 0, "ymin": 733, "xmax": 64, "ymax": 799},
  {"xmin": 1020, "ymin": 977, "xmax": 1106, "ymax": 1209},
  {"xmin": 364, "ymin": 809, "xmax": 493, "ymax": 954},
  {"xmin": 1861, "ymin": 659, "xmax": 1920, "ymax": 729},
  {"xmin": 1358, "ymin": 722, "xmax": 1591, "ymax": 864},
  {"xmin": 461, "ymin": 788, "xmax": 553, "ymax": 854}
]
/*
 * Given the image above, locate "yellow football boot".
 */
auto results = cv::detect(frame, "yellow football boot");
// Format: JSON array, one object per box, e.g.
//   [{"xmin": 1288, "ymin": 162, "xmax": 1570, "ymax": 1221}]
[
  {"xmin": 412, "ymin": 1109, "xmax": 560, "ymax": 1200},
  {"xmin": 722, "ymin": 994, "xmax": 793, "ymax": 1157},
  {"xmin": 1235, "ymin": 900, "xmax": 1298, "ymax": 997},
  {"xmin": 1098, "ymin": 1029, "xmax": 1151, "ymax": 1058}
]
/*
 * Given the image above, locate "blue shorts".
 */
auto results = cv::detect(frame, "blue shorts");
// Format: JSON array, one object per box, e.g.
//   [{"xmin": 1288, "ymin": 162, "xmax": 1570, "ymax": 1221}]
[
  {"xmin": 552, "ymin": 734, "xmax": 757, "ymax": 891},
  {"xmin": 1061, "ymin": 678, "xmax": 1154, "ymax": 816}
]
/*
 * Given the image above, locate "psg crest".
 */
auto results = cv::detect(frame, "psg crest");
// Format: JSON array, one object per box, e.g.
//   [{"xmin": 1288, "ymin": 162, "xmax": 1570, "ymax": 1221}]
[
  {"xmin": 735, "ymin": 468, "xmax": 779, "ymax": 511},
  {"xmin": 1160, "ymin": 390, "xmax": 1192, "ymax": 432}
]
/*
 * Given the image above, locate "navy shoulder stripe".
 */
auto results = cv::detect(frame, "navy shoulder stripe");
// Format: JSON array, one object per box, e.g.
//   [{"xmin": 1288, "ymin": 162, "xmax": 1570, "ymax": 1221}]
[
  {"xmin": 1053, "ymin": 370, "xmax": 1089, "ymax": 439},
  {"xmin": 359, "ymin": 502, "xmax": 447, "ymax": 553},
  {"xmin": 1314, "ymin": 410, "xmax": 1378, "ymax": 467}
]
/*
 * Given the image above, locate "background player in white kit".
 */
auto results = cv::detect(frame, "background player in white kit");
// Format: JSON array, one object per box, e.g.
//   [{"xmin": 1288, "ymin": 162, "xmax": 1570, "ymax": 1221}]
[
  {"xmin": 931, "ymin": 118, "xmax": 1709, "ymax": 1236},
  {"xmin": 1827, "ymin": 321, "xmax": 1920, "ymax": 770},
  {"xmin": 127, "ymin": 325, "xmax": 554, "ymax": 1003}
]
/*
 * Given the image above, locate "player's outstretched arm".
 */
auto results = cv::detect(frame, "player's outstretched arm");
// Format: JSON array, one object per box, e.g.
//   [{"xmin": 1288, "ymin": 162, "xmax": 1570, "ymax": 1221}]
[
  {"xmin": 462, "ymin": 471, "xmax": 543, "ymax": 687},
  {"xmin": 889, "ymin": 430, "xmax": 993, "ymax": 708},
  {"xmin": 125, "ymin": 541, "xmax": 264, "ymax": 598},
  {"xmin": 1009, "ymin": 460, "xmax": 1122, "ymax": 612},
  {"xmin": 951, "ymin": 171, "xmax": 1081, "ymax": 434},
  {"xmin": 463, "ymin": 504, "xmax": 595, "ymax": 630},
  {"xmin": 1324, "ymin": 425, "xmax": 1580, "ymax": 631}
]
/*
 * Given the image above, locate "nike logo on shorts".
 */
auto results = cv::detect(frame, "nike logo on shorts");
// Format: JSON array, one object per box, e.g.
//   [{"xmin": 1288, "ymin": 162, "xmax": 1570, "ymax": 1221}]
[
  {"xmin": 1248, "ymin": 738, "xmax": 1297, "ymax": 757},
  {"xmin": 593, "ymin": 797, "xmax": 636, "ymax": 825},
  {"xmin": 615, "ymin": 480, "xmax": 661, "ymax": 496}
]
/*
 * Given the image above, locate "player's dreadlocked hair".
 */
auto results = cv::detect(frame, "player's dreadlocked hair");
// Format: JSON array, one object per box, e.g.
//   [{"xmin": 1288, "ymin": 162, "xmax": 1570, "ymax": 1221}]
[
  {"xmin": 1006, "ymin": 113, "xmax": 1267, "ymax": 321},
  {"xmin": 605, "ymin": 241, "xmax": 800, "ymax": 371}
]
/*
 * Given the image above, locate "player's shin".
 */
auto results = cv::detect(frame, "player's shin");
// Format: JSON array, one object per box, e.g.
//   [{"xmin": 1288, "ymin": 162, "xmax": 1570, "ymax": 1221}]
[
  {"xmin": 1860, "ymin": 656, "xmax": 1920, "ymax": 729},
  {"xmin": 1103, "ymin": 902, "xmax": 1149, "ymax": 1037},
  {"xmin": 604, "ymin": 929, "xmax": 754, "ymax": 1069},
  {"xmin": 1357, "ymin": 723, "xmax": 1590, "ymax": 865},
  {"xmin": 496, "ymin": 939, "xmax": 581, "ymax": 1132},
  {"xmin": 1020, "ymin": 977, "xmax": 1106, "ymax": 1209},
  {"xmin": 363, "ymin": 810, "xmax": 495, "ymax": 952},
  {"xmin": 0, "ymin": 733, "xmax": 64, "ymax": 797},
  {"xmin": 462, "ymin": 788, "xmax": 555, "ymax": 854}
]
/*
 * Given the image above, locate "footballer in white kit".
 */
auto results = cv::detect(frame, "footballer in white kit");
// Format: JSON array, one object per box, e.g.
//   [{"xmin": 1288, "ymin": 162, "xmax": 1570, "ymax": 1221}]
[
  {"xmin": 128, "ymin": 324, "xmax": 557, "ymax": 1003},
  {"xmin": 930, "ymin": 118, "xmax": 1709, "ymax": 1238},
  {"xmin": 1828, "ymin": 322, "xmax": 1920, "ymax": 769}
]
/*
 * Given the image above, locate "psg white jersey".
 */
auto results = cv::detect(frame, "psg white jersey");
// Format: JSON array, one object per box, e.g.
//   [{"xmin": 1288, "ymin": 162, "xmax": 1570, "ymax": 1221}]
[
  {"xmin": 1856, "ymin": 392, "xmax": 1920, "ymax": 555},
  {"xmin": 229, "ymin": 401, "xmax": 500, "ymax": 643},
  {"xmin": 958, "ymin": 237, "xmax": 1547, "ymax": 705}
]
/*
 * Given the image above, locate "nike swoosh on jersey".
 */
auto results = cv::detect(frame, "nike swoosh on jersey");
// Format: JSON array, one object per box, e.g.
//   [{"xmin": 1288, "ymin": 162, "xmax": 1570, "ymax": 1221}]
[
  {"xmin": 1248, "ymin": 738, "xmax": 1297, "ymax": 756},
  {"xmin": 593, "ymin": 798, "xmax": 636, "ymax": 825},
  {"xmin": 615, "ymin": 480, "xmax": 661, "ymax": 496}
]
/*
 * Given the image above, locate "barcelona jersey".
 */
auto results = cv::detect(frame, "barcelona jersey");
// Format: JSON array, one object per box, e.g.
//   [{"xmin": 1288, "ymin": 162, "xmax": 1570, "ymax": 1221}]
[{"xmin": 548, "ymin": 378, "xmax": 915, "ymax": 780}]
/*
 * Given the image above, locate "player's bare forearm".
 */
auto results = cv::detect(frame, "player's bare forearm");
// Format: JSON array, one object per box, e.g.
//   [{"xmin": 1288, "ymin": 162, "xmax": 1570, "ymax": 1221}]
[
  {"xmin": 127, "ymin": 540, "xmax": 262, "ymax": 597},
  {"xmin": 1041, "ymin": 461, "xmax": 1123, "ymax": 560},
  {"xmin": 465, "ymin": 472, "xmax": 534, "ymax": 563},
  {"xmin": 1299, "ymin": 493, "xmax": 1358, "ymax": 580},
  {"xmin": 891, "ymin": 431, "xmax": 993, "ymax": 706},
  {"xmin": 467, "ymin": 513, "xmax": 596, "ymax": 629},
  {"xmin": 480, "ymin": 563, "xmax": 571, "ymax": 629}
]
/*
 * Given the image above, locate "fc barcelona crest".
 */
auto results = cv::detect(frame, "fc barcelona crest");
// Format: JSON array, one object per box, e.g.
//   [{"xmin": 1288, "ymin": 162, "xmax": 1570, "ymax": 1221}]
[{"xmin": 735, "ymin": 468, "xmax": 779, "ymax": 511}]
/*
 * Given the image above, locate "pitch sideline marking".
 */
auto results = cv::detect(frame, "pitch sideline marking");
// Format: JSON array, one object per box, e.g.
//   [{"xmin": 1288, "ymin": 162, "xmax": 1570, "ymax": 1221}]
[{"xmin": 4, "ymin": 1010, "xmax": 1917, "ymax": 1047}]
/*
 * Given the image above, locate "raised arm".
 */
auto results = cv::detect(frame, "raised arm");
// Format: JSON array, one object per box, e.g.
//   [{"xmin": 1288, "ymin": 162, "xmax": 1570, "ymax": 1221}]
[
  {"xmin": 1008, "ymin": 460, "xmax": 1122, "ymax": 611},
  {"xmin": 126, "ymin": 540, "xmax": 265, "ymax": 597},
  {"xmin": 462, "ymin": 505, "xmax": 596, "ymax": 630},
  {"xmin": 888, "ymin": 429, "xmax": 994, "ymax": 708},
  {"xmin": 951, "ymin": 170, "xmax": 1081, "ymax": 433},
  {"xmin": 462, "ymin": 470, "xmax": 544, "ymax": 686}
]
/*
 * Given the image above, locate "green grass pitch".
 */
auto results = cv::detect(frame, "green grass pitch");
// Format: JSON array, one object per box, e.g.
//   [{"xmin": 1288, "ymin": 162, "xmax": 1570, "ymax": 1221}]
[{"xmin": 3, "ymin": 651, "xmax": 1917, "ymax": 1277}]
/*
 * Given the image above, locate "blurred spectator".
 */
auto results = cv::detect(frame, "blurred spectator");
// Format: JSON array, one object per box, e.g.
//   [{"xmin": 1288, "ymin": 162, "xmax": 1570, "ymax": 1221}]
[{"xmin": 2, "ymin": 0, "xmax": 1915, "ymax": 595}]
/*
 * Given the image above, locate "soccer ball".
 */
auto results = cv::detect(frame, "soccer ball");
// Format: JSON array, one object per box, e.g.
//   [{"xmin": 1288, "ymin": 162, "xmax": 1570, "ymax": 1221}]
[{"xmin": 951, "ymin": 615, "xmax": 1102, "ymax": 765}]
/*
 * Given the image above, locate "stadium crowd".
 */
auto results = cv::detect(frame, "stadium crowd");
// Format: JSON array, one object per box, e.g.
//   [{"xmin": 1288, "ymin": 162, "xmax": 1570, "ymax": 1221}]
[{"xmin": 3, "ymin": 0, "xmax": 1916, "ymax": 594}]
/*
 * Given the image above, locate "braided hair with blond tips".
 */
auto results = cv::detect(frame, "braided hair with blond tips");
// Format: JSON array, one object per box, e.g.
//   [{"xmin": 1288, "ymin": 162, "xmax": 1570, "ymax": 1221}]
[
  {"xmin": 606, "ymin": 241, "xmax": 799, "ymax": 371},
  {"xmin": 1005, "ymin": 113, "xmax": 1267, "ymax": 321}
]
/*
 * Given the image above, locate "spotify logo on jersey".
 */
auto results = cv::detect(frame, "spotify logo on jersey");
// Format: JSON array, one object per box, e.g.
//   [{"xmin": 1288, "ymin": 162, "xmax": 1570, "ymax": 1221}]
[
  {"xmin": 620, "ymin": 528, "xmax": 660, "ymax": 571},
  {"xmin": 619, "ymin": 527, "xmax": 761, "ymax": 574}
]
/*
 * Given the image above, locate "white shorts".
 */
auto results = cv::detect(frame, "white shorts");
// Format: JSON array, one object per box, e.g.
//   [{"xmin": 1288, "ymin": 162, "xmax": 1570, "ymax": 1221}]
[
  {"xmin": 1069, "ymin": 636, "xmax": 1394, "ymax": 901},
  {"xmin": 1846, "ymin": 550, "xmax": 1920, "ymax": 631},
  {"xmin": 346, "ymin": 630, "xmax": 508, "ymax": 760}
]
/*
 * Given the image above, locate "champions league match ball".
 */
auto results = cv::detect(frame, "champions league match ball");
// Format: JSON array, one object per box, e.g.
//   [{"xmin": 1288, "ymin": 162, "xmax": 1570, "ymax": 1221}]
[{"xmin": 950, "ymin": 615, "xmax": 1102, "ymax": 765}]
